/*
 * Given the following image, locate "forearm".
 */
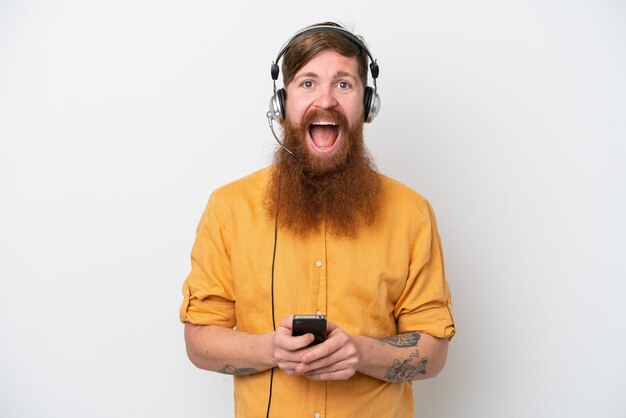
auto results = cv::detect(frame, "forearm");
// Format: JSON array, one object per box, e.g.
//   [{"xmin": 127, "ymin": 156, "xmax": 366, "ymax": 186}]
[
  {"xmin": 184, "ymin": 323, "xmax": 275, "ymax": 375},
  {"xmin": 354, "ymin": 332, "xmax": 448, "ymax": 382}
]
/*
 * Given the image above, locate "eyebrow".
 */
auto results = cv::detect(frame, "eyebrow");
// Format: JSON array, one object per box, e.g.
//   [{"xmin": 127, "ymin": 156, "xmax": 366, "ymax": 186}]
[
  {"xmin": 294, "ymin": 71, "xmax": 358, "ymax": 81},
  {"xmin": 335, "ymin": 70, "xmax": 358, "ymax": 80}
]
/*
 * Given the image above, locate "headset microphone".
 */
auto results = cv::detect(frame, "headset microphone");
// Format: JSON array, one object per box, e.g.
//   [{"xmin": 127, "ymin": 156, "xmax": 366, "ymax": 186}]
[{"xmin": 266, "ymin": 111, "xmax": 299, "ymax": 160}]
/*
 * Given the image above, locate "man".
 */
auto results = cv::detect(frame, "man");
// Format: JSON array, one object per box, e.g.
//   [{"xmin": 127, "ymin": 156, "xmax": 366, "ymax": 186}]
[{"xmin": 180, "ymin": 22, "xmax": 455, "ymax": 418}]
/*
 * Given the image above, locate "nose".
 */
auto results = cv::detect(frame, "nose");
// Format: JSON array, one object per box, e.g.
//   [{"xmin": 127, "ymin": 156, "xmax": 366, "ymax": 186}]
[{"xmin": 313, "ymin": 86, "xmax": 338, "ymax": 110}]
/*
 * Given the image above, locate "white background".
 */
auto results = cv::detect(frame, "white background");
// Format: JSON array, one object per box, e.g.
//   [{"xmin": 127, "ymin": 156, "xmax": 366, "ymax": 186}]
[{"xmin": 1, "ymin": 1, "xmax": 625, "ymax": 417}]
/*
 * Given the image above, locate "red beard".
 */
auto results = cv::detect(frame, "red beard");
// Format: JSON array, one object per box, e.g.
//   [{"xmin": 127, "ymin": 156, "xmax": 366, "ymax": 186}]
[{"xmin": 266, "ymin": 110, "xmax": 381, "ymax": 237}]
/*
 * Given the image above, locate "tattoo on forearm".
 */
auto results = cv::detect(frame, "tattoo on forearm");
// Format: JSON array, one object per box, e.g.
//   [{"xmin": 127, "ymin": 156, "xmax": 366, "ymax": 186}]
[
  {"xmin": 381, "ymin": 334, "xmax": 428, "ymax": 381},
  {"xmin": 381, "ymin": 332, "xmax": 422, "ymax": 348},
  {"xmin": 219, "ymin": 364, "xmax": 259, "ymax": 376},
  {"xmin": 384, "ymin": 349, "xmax": 428, "ymax": 381}
]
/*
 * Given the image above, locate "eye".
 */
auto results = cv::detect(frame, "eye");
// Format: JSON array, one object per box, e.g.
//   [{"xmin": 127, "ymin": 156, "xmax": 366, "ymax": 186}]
[
  {"xmin": 302, "ymin": 80, "xmax": 314, "ymax": 88},
  {"xmin": 337, "ymin": 81, "xmax": 351, "ymax": 90}
]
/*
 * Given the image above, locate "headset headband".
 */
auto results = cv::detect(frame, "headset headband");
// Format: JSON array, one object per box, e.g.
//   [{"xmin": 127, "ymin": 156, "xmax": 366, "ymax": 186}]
[{"xmin": 270, "ymin": 25, "xmax": 379, "ymax": 87}]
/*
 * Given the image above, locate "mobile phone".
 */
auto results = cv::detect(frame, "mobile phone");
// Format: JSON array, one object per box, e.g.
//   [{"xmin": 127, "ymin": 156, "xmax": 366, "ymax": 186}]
[{"xmin": 292, "ymin": 314, "xmax": 327, "ymax": 346}]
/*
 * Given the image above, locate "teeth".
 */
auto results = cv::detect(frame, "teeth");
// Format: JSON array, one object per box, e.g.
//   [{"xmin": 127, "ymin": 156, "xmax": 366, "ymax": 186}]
[{"xmin": 311, "ymin": 121, "xmax": 337, "ymax": 126}]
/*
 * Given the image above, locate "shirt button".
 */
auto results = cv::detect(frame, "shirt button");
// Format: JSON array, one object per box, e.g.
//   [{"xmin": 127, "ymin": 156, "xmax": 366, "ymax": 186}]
[
  {"xmin": 315, "ymin": 260, "xmax": 322, "ymax": 268},
  {"xmin": 314, "ymin": 413, "xmax": 321, "ymax": 418}
]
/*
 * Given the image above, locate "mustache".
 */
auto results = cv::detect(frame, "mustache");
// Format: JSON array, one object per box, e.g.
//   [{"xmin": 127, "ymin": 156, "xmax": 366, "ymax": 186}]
[{"xmin": 300, "ymin": 108, "xmax": 349, "ymax": 130}]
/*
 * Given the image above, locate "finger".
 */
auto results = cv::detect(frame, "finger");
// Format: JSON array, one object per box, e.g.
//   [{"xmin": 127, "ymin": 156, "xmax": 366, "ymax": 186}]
[
  {"xmin": 299, "ymin": 333, "xmax": 345, "ymax": 364},
  {"xmin": 278, "ymin": 315, "xmax": 295, "ymax": 330},
  {"xmin": 274, "ymin": 348, "xmax": 307, "ymax": 364},
  {"xmin": 278, "ymin": 333, "xmax": 315, "ymax": 351},
  {"xmin": 325, "ymin": 320, "xmax": 338, "ymax": 333},
  {"xmin": 276, "ymin": 360, "xmax": 301, "ymax": 372},
  {"xmin": 295, "ymin": 348, "xmax": 352, "ymax": 375},
  {"xmin": 303, "ymin": 357, "xmax": 356, "ymax": 375},
  {"xmin": 306, "ymin": 365, "xmax": 356, "ymax": 381},
  {"xmin": 295, "ymin": 350, "xmax": 337, "ymax": 374}
]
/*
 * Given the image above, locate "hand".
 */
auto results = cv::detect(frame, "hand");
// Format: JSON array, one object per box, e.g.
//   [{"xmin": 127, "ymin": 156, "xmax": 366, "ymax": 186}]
[
  {"xmin": 272, "ymin": 315, "xmax": 315, "ymax": 375},
  {"xmin": 294, "ymin": 320, "xmax": 361, "ymax": 380}
]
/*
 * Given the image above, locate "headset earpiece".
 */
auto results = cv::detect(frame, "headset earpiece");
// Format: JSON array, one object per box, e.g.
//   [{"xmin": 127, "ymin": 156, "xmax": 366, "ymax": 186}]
[
  {"xmin": 363, "ymin": 86, "xmax": 380, "ymax": 123},
  {"xmin": 277, "ymin": 88, "xmax": 286, "ymax": 121},
  {"xmin": 269, "ymin": 88, "xmax": 287, "ymax": 124},
  {"xmin": 364, "ymin": 87, "xmax": 373, "ymax": 122}
]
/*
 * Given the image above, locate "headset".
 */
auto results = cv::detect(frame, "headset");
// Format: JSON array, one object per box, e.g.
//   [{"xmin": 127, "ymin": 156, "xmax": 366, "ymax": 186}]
[{"xmin": 267, "ymin": 24, "xmax": 381, "ymax": 130}]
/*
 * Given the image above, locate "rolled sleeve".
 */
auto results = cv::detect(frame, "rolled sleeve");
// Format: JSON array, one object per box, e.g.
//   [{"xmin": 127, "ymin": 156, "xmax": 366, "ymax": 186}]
[
  {"xmin": 395, "ymin": 200, "xmax": 455, "ymax": 340},
  {"xmin": 179, "ymin": 191, "xmax": 236, "ymax": 328}
]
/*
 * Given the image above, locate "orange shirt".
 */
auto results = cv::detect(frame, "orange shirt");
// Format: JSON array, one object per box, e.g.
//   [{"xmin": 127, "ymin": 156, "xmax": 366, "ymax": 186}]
[{"xmin": 181, "ymin": 167, "xmax": 455, "ymax": 418}]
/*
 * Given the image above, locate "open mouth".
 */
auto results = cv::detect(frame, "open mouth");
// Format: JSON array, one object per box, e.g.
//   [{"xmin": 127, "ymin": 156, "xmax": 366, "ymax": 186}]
[{"xmin": 308, "ymin": 121, "xmax": 340, "ymax": 154}]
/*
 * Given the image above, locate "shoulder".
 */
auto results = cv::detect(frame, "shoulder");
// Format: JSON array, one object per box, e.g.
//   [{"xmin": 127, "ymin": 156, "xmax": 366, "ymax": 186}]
[
  {"xmin": 375, "ymin": 174, "xmax": 442, "ymax": 246},
  {"xmin": 199, "ymin": 167, "xmax": 273, "ymax": 226},
  {"xmin": 210, "ymin": 166, "xmax": 272, "ymax": 203},
  {"xmin": 378, "ymin": 174, "xmax": 431, "ymax": 218}
]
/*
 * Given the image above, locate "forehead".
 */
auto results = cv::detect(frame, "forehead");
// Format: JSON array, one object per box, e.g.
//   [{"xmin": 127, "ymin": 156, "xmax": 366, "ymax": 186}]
[{"xmin": 293, "ymin": 50, "xmax": 360, "ymax": 78}]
